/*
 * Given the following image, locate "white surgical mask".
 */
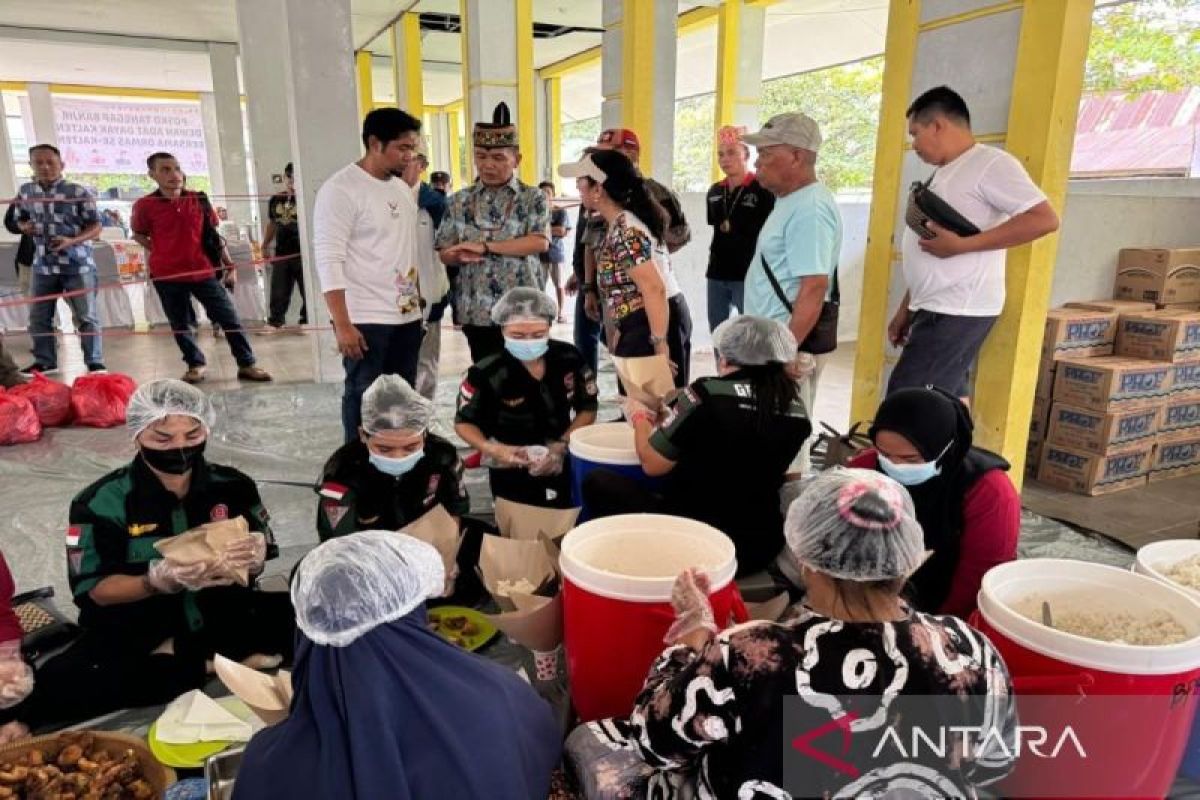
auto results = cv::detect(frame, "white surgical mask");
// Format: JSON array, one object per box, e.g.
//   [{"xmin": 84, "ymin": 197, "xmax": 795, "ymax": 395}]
[
  {"xmin": 877, "ymin": 440, "xmax": 952, "ymax": 487},
  {"xmin": 369, "ymin": 448, "xmax": 424, "ymax": 477},
  {"xmin": 504, "ymin": 336, "xmax": 550, "ymax": 361}
]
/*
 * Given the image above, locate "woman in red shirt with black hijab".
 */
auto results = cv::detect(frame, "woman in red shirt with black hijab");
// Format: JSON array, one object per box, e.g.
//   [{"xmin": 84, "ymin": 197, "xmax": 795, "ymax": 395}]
[{"xmin": 849, "ymin": 386, "xmax": 1019, "ymax": 618}]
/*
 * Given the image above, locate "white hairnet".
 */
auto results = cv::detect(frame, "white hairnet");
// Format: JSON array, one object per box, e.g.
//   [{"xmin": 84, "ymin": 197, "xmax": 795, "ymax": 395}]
[
  {"xmin": 784, "ymin": 468, "xmax": 925, "ymax": 582},
  {"xmin": 292, "ymin": 531, "xmax": 445, "ymax": 647},
  {"xmin": 713, "ymin": 315, "xmax": 798, "ymax": 366},
  {"xmin": 126, "ymin": 379, "xmax": 215, "ymax": 438},
  {"xmin": 361, "ymin": 375, "xmax": 435, "ymax": 435},
  {"xmin": 491, "ymin": 287, "xmax": 558, "ymax": 326}
]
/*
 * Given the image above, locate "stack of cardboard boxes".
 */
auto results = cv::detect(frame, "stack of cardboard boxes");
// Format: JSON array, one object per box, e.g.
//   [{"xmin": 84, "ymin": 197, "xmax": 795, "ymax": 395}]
[{"xmin": 1031, "ymin": 247, "xmax": 1200, "ymax": 495}]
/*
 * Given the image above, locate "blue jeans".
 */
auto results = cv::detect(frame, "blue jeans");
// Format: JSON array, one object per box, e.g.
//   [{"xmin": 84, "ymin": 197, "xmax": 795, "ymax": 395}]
[
  {"xmin": 341, "ymin": 321, "xmax": 424, "ymax": 442},
  {"xmin": 29, "ymin": 271, "xmax": 103, "ymax": 368},
  {"xmin": 573, "ymin": 294, "xmax": 602, "ymax": 373},
  {"xmin": 706, "ymin": 278, "xmax": 744, "ymax": 332},
  {"xmin": 155, "ymin": 279, "xmax": 256, "ymax": 369}
]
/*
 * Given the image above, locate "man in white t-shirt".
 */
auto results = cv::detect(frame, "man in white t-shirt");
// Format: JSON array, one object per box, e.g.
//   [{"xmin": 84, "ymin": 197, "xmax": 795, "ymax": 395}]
[
  {"xmin": 888, "ymin": 86, "xmax": 1059, "ymax": 399},
  {"xmin": 314, "ymin": 107, "xmax": 425, "ymax": 441}
]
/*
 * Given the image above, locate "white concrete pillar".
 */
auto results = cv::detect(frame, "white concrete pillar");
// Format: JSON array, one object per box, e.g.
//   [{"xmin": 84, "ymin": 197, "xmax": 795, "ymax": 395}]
[
  {"xmin": 198, "ymin": 93, "xmax": 228, "ymax": 201},
  {"xmin": 600, "ymin": 0, "xmax": 678, "ymax": 183},
  {"xmin": 535, "ymin": 76, "xmax": 549, "ymax": 183},
  {"xmin": 0, "ymin": 100, "xmax": 18, "ymax": 197},
  {"xmin": 26, "ymin": 83, "xmax": 56, "ymax": 147},
  {"xmin": 207, "ymin": 42, "xmax": 252, "ymax": 225},
  {"xmin": 429, "ymin": 111, "xmax": 451, "ymax": 176},
  {"xmin": 460, "ymin": 0, "xmax": 519, "ymax": 136},
  {"xmin": 236, "ymin": 0, "xmax": 294, "ymax": 235},
  {"xmin": 716, "ymin": 1, "xmax": 766, "ymax": 132},
  {"xmin": 238, "ymin": 0, "xmax": 361, "ymax": 381}
]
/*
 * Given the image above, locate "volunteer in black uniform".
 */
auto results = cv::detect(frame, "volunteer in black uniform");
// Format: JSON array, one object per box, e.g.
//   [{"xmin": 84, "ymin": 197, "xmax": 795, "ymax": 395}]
[
  {"xmin": 455, "ymin": 287, "xmax": 599, "ymax": 508},
  {"xmin": 26, "ymin": 379, "xmax": 294, "ymax": 729},
  {"xmin": 317, "ymin": 374, "xmax": 470, "ymax": 541},
  {"xmin": 582, "ymin": 316, "xmax": 812, "ymax": 575}
]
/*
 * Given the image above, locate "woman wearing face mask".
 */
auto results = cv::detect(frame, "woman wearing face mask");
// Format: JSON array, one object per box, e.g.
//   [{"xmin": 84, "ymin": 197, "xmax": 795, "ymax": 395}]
[
  {"xmin": 316, "ymin": 374, "xmax": 468, "ymax": 541},
  {"xmin": 455, "ymin": 287, "xmax": 599, "ymax": 508},
  {"xmin": 849, "ymin": 386, "xmax": 1019, "ymax": 618},
  {"xmin": 21, "ymin": 379, "xmax": 294, "ymax": 730}
]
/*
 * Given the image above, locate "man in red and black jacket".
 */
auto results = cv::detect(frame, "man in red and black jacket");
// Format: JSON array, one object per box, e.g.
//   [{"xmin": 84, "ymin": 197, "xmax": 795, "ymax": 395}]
[{"xmin": 131, "ymin": 152, "xmax": 272, "ymax": 385}]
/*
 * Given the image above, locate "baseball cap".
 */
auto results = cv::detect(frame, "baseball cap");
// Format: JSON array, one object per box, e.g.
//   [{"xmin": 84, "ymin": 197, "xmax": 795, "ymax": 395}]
[
  {"xmin": 596, "ymin": 128, "xmax": 640, "ymax": 152},
  {"xmin": 743, "ymin": 112, "xmax": 822, "ymax": 152},
  {"xmin": 557, "ymin": 152, "xmax": 608, "ymax": 183}
]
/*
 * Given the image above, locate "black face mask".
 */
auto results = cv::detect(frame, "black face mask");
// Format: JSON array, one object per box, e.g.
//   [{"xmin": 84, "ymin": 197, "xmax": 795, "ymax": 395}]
[{"xmin": 140, "ymin": 441, "xmax": 206, "ymax": 475}]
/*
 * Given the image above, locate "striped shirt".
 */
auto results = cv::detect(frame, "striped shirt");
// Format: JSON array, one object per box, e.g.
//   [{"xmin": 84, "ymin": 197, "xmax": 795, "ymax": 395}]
[{"xmin": 15, "ymin": 178, "xmax": 100, "ymax": 275}]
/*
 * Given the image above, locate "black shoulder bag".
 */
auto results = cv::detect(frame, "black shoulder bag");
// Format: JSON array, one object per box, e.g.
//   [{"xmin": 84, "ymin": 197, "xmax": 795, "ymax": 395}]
[
  {"xmin": 195, "ymin": 192, "xmax": 227, "ymax": 270},
  {"xmin": 760, "ymin": 255, "xmax": 840, "ymax": 355},
  {"xmin": 905, "ymin": 172, "xmax": 981, "ymax": 240}
]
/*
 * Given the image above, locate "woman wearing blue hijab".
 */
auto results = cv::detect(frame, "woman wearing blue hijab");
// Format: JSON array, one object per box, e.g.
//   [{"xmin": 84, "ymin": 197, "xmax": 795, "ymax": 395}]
[{"xmin": 233, "ymin": 531, "xmax": 561, "ymax": 799}]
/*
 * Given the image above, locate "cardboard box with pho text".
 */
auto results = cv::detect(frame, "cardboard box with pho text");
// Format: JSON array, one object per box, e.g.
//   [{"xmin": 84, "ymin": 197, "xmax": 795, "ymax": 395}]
[
  {"xmin": 1037, "ymin": 440, "xmax": 1153, "ymax": 496},
  {"xmin": 1114, "ymin": 247, "xmax": 1200, "ymax": 306},
  {"xmin": 1052, "ymin": 356, "xmax": 1173, "ymax": 412},
  {"xmin": 1115, "ymin": 310, "xmax": 1200, "ymax": 363}
]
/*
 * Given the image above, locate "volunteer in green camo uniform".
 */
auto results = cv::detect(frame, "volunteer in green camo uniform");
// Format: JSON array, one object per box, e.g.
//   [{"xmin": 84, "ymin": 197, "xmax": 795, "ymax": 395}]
[
  {"xmin": 26, "ymin": 379, "xmax": 293, "ymax": 729},
  {"xmin": 316, "ymin": 374, "xmax": 469, "ymax": 541},
  {"xmin": 582, "ymin": 316, "xmax": 812, "ymax": 576},
  {"xmin": 455, "ymin": 288, "xmax": 598, "ymax": 509}
]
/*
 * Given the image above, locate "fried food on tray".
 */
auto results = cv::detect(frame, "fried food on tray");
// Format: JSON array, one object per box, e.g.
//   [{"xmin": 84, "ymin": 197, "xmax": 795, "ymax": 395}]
[
  {"xmin": 0, "ymin": 734, "xmax": 153, "ymax": 798},
  {"xmin": 441, "ymin": 615, "xmax": 469, "ymax": 632}
]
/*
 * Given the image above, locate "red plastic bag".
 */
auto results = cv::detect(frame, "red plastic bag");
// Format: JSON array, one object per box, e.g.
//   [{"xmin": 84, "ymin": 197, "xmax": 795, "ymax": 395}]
[
  {"xmin": 0, "ymin": 390, "xmax": 42, "ymax": 445},
  {"xmin": 71, "ymin": 373, "xmax": 137, "ymax": 428},
  {"xmin": 8, "ymin": 373, "xmax": 73, "ymax": 427}
]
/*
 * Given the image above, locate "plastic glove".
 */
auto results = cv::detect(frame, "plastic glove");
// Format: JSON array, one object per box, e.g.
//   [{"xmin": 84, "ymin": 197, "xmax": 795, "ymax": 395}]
[
  {"xmin": 621, "ymin": 397, "xmax": 655, "ymax": 427},
  {"xmin": 482, "ymin": 440, "xmax": 532, "ymax": 468},
  {"xmin": 664, "ymin": 568, "xmax": 718, "ymax": 644},
  {"xmin": 786, "ymin": 352, "xmax": 818, "ymax": 381},
  {"xmin": 146, "ymin": 559, "xmax": 233, "ymax": 594},
  {"xmin": 442, "ymin": 562, "xmax": 460, "ymax": 598},
  {"xmin": 221, "ymin": 532, "xmax": 268, "ymax": 574},
  {"xmin": 528, "ymin": 442, "xmax": 566, "ymax": 477},
  {"xmin": 0, "ymin": 721, "xmax": 29, "ymax": 745},
  {"xmin": 0, "ymin": 641, "xmax": 32, "ymax": 710}
]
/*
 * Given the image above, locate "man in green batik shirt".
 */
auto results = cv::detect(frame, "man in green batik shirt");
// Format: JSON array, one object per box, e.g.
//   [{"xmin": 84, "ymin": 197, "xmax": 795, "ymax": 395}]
[{"xmin": 436, "ymin": 102, "xmax": 550, "ymax": 362}]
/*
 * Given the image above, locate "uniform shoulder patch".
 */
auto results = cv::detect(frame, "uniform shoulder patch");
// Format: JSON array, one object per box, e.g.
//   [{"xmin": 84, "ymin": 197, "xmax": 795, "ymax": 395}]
[{"xmin": 319, "ymin": 482, "xmax": 349, "ymax": 501}]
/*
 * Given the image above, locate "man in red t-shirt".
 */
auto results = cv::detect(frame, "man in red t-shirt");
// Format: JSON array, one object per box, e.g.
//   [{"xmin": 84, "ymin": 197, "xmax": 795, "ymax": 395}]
[{"xmin": 131, "ymin": 152, "xmax": 271, "ymax": 383}]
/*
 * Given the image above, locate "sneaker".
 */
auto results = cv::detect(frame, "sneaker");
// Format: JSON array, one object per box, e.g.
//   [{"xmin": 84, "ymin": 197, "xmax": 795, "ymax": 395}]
[
  {"xmin": 86, "ymin": 363, "xmax": 108, "ymax": 374},
  {"xmin": 257, "ymin": 325, "xmax": 281, "ymax": 336},
  {"xmin": 20, "ymin": 363, "xmax": 58, "ymax": 376},
  {"xmin": 237, "ymin": 365, "xmax": 273, "ymax": 382},
  {"xmin": 182, "ymin": 366, "xmax": 207, "ymax": 384}
]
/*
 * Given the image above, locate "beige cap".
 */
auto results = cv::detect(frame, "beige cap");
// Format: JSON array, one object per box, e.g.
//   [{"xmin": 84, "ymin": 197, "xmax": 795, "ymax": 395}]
[{"xmin": 743, "ymin": 112, "xmax": 822, "ymax": 152}]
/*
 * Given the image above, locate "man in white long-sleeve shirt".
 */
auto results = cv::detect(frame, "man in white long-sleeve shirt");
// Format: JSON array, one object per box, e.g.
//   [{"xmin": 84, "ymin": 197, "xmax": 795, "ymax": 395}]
[{"xmin": 314, "ymin": 108, "xmax": 425, "ymax": 441}]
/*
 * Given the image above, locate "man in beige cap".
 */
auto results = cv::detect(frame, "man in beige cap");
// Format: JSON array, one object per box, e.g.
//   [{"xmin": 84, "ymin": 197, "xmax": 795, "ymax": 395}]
[{"xmin": 743, "ymin": 111, "xmax": 843, "ymax": 471}]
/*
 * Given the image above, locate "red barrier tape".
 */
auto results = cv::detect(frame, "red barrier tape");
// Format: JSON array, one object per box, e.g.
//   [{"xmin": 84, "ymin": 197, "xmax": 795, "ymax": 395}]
[{"xmin": 2, "ymin": 192, "xmax": 289, "ymax": 205}]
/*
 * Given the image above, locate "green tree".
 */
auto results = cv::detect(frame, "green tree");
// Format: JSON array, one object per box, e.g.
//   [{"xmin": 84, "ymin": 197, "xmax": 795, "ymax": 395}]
[
  {"xmin": 672, "ymin": 94, "xmax": 716, "ymax": 192},
  {"xmin": 1085, "ymin": 0, "xmax": 1200, "ymax": 92}
]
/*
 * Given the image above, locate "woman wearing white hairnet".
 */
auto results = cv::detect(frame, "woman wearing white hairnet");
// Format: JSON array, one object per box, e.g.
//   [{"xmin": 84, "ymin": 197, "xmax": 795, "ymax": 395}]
[
  {"xmin": 234, "ymin": 532, "xmax": 561, "ymax": 800},
  {"xmin": 316, "ymin": 374, "xmax": 469, "ymax": 541},
  {"xmin": 19, "ymin": 379, "xmax": 294, "ymax": 729},
  {"xmin": 583, "ymin": 315, "xmax": 811, "ymax": 576},
  {"xmin": 567, "ymin": 468, "xmax": 1016, "ymax": 799},
  {"xmin": 455, "ymin": 287, "xmax": 598, "ymax": 508}
]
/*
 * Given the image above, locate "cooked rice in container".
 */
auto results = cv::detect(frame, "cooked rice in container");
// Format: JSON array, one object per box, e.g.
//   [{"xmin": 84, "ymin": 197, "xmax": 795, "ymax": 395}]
[
  {"xmin": 1017, "ymin": 597, "xmax": 1189, "ymax": 646},
  {"xmin": 1162, "ymin": 554, "xmax": 1200, "ymax": 592}
]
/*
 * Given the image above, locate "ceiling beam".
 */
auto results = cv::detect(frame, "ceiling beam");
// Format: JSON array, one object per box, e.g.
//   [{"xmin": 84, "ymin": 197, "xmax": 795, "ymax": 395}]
[{"xmin": 0, "ymin": 24, "xmax": 222, "ymax": 51}]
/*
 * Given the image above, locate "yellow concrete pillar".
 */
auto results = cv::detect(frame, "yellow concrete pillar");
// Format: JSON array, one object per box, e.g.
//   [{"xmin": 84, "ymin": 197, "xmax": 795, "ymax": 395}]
[
  {"xmin": 547, "ymin": 76, "xmax": 562, "ymax": 180},
  {"xmin": 619, "ymin": 2, "xmax": 658, "ymax": 173},
  {"xmin": 973, "ymin": 0, "xmax": 1094, "ymax": 482},
  {"xmin": 355, "ymin": 51, "xmax": 373, "ymax": 119},
  {"xmin": 849, "ymin": 0, "xmax": 921, "ymax": 425},
  {"xmin": 516, "ymin": 0, "xmax": 537, "ymax": 184},
  {"xmin": 447, "ymin": 107, "xmax": 464, "ymax": 189},
  {"xmin": 391, "ymin": 13, "xmax": 424, "ymax": 114},
  {"xmin": 712, "ymin": 0, "xmax": 741, "ymax": 181},
  {"xmin": 458, "ymin": 0, "xmax": 472, "ymax": 136}
]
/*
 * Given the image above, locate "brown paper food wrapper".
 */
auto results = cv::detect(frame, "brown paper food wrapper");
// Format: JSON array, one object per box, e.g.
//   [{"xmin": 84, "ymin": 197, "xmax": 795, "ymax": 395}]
[
  {"xmin": 485, "ymin": 591, "xmax": 564, "ymax": 652},
  {"xmin": 154, "ymin": 516, "xmax": 252, "ymax": 587},
  {"xmin": 611, "ymin": 354, "xmax": 675, "ymax": 408},
  {"xmin": 213, "ymin": 653, "xmax": 293, "ymax": 726},
  {"xmin": 401, "ymin": 504, "xmax": 464, "ymax": 577},
  {"xmin": 746, "ymin": 591, "xmax": 791, "ymax": 623},
  {"xmin": 494, "ymin": 497, "xmax": 579, "ymax": 542},
  {"xmin": 477, "ymin": 535, "xmax": 556, "ymax": 613}
]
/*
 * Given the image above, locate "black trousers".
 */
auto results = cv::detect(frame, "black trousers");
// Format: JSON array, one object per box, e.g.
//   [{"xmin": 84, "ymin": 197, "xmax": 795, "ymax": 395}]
[
  {"xmin": 267, "ymin": 255, "xmax": 307, "ymax": 327},
  {"xmin": 462, "ymin": 324, "xmax": 506, "ymax": 363},
  {"xmin": 21, "ymin": 590, "xmax": 294, "ymax": 731}
]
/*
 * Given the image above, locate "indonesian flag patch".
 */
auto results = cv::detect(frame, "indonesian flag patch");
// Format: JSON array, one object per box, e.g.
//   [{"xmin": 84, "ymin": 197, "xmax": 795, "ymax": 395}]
[
  {"xmin": 319, "ymin": 482, "xmax": 349, "ymax": 501},
  {"xmin": 459, "ymin": 381, "xmax": 475, "ymax": 402},
  {"xmin": 65, "ymin": 525, "xmax": 83, "ymax": 547}
]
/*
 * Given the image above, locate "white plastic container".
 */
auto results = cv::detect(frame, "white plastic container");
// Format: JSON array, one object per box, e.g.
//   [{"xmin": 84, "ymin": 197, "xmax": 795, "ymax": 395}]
[{"xmin": 1134, "ymin": 538, "xmax": 1200, "ymax": 602}]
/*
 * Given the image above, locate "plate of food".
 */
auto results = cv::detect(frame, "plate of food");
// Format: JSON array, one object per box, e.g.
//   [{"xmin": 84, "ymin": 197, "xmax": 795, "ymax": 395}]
[
  {"xmin": 0, "ymin": 730, "xmax": 175, "ymax": 796},
  {"xmin": 427, "ymin": 606, "xmax": 498, "ymax": 651}
]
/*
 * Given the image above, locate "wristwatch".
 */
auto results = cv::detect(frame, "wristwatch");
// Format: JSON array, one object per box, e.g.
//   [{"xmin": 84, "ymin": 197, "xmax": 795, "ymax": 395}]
[
  {"xmin": 482, "ymin": 241, "xmax": 492, "ymax": 255},
  {"xmin": 649, "ymin": 334, "xmax": 666, "ymax": 346}
]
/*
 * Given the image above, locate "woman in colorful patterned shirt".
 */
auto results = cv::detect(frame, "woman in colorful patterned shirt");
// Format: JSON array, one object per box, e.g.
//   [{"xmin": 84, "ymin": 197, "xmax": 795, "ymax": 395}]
[
  {"xmin": 566, "ymin": 468, "xmax": 1017, "ymax": 800},
  {"xmin": 559, "ymin": 149, "xmax": 672, "ymax": 368}
]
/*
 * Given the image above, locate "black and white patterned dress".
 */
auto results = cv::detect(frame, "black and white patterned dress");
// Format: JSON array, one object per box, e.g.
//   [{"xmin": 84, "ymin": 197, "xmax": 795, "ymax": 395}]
[{"xmin": 566, "ymin": 607, "xmax": 1017, "ymax": 800}]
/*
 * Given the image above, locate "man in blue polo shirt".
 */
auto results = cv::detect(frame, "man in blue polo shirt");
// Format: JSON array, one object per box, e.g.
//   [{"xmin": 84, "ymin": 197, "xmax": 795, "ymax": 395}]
[
  {"xmin": 14, "ymin": 144, "xmax": 105, "ymax": 374},
  {"xmin": 744, "ymin": 112, "xmax": 842, "ymax": 470}
]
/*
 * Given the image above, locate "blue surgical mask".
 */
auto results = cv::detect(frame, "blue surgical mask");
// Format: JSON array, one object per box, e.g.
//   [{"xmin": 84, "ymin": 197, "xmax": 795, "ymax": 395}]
[
  {"xmin": 369, "ymin": 448, "xmax": 424, "ymax": 477},
  {"xmin": 504, "ymin": 337, "xmax": 550, "ymax": 361},
  {"xmin": 877, "ymin": 440, "xmax": 952, "ymax": 487}
]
